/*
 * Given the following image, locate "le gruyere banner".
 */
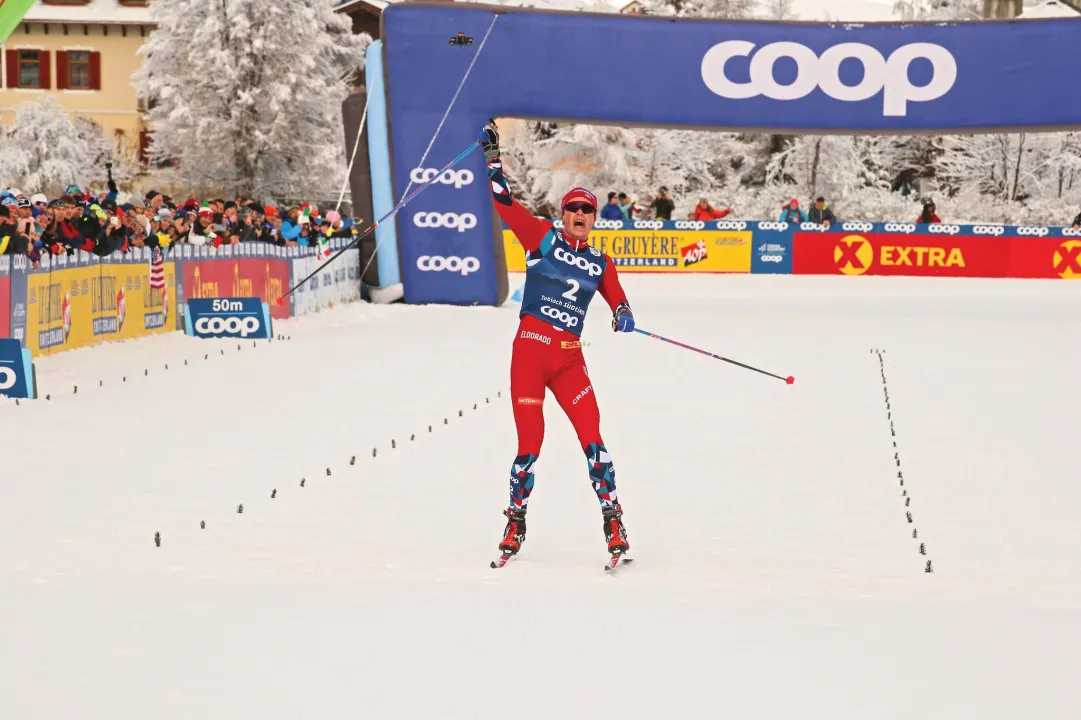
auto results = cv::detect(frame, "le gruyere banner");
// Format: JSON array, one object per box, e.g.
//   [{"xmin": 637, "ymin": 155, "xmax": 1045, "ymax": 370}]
[{"xmin": 503, "ymin": 229, "xmax": 751, "ymax": 273}]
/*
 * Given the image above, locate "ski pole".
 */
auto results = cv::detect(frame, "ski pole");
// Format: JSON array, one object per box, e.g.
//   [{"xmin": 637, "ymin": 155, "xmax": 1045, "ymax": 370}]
[
  {"xmin": 633, "ymin": 328, "xmax": 795, "ymax": 384},
  {"xmin": 276, "ymin": 140, "xmax": 481, "ymax": 305}
]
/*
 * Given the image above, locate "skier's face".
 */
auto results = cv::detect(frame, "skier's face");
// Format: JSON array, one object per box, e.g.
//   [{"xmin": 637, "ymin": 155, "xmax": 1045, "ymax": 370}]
[{"xmin": 561, "ymin": 202, "xmax": 595, "ymax": 243}]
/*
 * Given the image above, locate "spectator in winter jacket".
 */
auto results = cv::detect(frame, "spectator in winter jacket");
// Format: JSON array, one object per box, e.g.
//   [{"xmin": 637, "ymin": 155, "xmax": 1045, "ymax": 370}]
[
  {"xmin": 600, "ymin": 193, "xmax": 624, "ymax": 221},
  {"xmin": 650, "ymin": 187, "xmax": 675, "ymax": 221},
  {"xmin": 280, "ymin": 207, "xmax": 303, "ymax": 246},
  {"xmin": 778, "ymin": 199, "xmax": 807, "ymax": 223},
  {"xmin": 808, "ymin": 197, "xmax": 838, "ymax": 227},
  {"xmin": 617, "ymin": 192, "xmax": 639, "ymax": 220},
  {"xmin": 693, "ymin": 198, "xmax": 731, "ymax": 221},
  {"xmin": 1071, "ymin": 210, "xmax": 1081, "ymax": 229},
  {"xmin": 917, "ymin": 200, "xmax": 941, "ymax": 224},
  {"xmin": 0, "ymin": 204, "xmax": 30, "ymax": 255}
]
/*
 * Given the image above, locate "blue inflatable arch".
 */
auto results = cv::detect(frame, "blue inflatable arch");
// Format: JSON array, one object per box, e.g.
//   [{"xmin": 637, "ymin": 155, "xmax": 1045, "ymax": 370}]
[{"xmin": 380, "ymin": 3, "xmax": 1081, "ymax": 305}]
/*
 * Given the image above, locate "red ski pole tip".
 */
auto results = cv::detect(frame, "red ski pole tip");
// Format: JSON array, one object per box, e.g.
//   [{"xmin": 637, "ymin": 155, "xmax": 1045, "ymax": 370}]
[
  {"xmin": 276, "ymin": 297, "xmax": 285, "ymax": 306},
  {"xmin": 786, "ymin": 376, "xmax": 795, "ymax": 385}
]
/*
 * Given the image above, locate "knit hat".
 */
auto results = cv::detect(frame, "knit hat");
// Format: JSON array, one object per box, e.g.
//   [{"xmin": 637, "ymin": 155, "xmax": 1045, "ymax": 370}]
[
  {"xmin": 198, "ymin": 203, "xmax": 214, "ymax": 218},
  {"xmin": 561, "ymin": 187, "xmax": 598, "ymax": 210},
  {"xmin": 325, "ymin": 210, "xmax": 341, "ymax": 225},
  {"xmin": 7, "ymin": 187, "xmax": 23, "ymax": 198},
  {"xmin": 31, "ymin": 193, "xmax": 48, "ymax": 206},
  {"xmin": 157, "ymin": 208, "xmax": 173, "ymax": 220},
  {"xmin": 264, "ymin": 205, "xmax": 279, "ymax": 218},
  {"xmin": 17, "ymin": 197, "xmax": 31, "ymax": 209}
]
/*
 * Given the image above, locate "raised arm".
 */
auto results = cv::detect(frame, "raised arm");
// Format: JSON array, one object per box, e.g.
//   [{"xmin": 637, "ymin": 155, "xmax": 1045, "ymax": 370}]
[{"xmin": 480, "ymin": 124, "xmax": 552, "ymax": 254}]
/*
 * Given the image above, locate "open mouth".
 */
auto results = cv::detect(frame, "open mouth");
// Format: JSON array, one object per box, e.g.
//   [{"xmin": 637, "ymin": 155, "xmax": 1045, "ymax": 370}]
[{"xmin": 573, "ymin": 218, "xmax": 585, "ymax": 228}]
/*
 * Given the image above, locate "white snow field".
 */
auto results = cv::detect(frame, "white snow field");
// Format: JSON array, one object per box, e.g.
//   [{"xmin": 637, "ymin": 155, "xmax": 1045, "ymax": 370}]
[{"xmin": 2, "ymin": 274, "xmax": 1080, "ymax": 719}]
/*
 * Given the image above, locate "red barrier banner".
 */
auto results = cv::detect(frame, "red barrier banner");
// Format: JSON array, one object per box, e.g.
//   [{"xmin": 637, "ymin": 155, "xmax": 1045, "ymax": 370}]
[
  {"xmin": 1007, "ymin": 237, "xmax": 1081, "ymax": 279},
  {"xmin": 183, "ymin": 258, "xmax": 290, "ymax": 319},
  {"xmin": 793, "ymin": 232, "xmax": 1010, "ymax": 278}
]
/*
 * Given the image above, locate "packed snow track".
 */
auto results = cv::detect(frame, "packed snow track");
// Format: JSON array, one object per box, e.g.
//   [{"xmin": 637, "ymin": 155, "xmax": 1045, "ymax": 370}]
[{"xmin": 2, "ymin": 275, "xmax": 1079, "ymax": 719}]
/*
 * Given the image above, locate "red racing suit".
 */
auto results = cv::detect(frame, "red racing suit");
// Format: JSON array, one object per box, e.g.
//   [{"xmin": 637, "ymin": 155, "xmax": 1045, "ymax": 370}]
[{"xmin": 494, "ymin": 171, "xmax": 629, "ymax": 512}]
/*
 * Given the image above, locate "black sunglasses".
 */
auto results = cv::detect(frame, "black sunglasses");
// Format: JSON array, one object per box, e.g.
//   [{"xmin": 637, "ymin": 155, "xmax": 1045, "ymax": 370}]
[{"xmin": 563, "ymin": 202, "xmax": 595, "ymax": 215}]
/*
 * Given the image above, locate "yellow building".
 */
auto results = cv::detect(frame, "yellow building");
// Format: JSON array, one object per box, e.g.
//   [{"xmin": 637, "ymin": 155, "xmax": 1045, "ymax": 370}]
[{"xmin": 0, "ymin": 0, "xmax": 152, "ymax": 162}]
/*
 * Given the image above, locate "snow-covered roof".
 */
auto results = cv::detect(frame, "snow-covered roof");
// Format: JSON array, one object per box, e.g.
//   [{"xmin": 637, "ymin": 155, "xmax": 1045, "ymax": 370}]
[
  {"xmin": 336, "ymin": 0, "xmax": 389, "ymax": 13},
  {"xmin": 22, "ymin": 0, "xmax": 153, "ymax": 25},
  {"xmin": 1019, "ymin": 0, "xmax": 1081, "ymax": 17}
]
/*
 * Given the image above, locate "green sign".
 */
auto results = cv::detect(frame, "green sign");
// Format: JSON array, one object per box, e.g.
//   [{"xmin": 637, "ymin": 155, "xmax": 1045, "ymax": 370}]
[{"xmin": 0, "ymin": 0, "xmax": 38, "ymax": 45}]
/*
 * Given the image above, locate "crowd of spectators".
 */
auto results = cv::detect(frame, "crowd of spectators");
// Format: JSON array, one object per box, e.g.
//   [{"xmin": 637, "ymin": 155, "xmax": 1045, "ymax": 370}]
[{"xmin": 0, "ymin": 171, "xmax": 363, "ymax": 264}]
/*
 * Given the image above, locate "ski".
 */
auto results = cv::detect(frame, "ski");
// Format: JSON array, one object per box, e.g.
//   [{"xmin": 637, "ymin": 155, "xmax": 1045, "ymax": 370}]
[
  {"xmin": 604, "ymin": 555, "xmax": 634, "ymax": 572},
  {"xmin": 490, "ymin": 552, "xmax": 516, "ymax": 569}
]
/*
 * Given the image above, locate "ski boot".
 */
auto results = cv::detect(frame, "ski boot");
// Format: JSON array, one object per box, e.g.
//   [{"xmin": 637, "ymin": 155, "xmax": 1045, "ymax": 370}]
[
  {"xmin": 498, "ymin": 508, "xmax": 527, "ymax": 555},
  {"xmin": 602, "ymin": 503, "xmax": 629, "ymax": 555}
]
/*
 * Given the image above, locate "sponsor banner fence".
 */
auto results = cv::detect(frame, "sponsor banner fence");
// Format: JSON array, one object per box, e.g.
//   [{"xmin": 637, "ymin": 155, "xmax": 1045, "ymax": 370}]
[
  {"xmin": 503, "ymin": 221, "xmax": 753, "ymax": 273},
  {"xmin": 789, "ymin": 222, "xmax": 1081, "ymax": 279},
  {"xmin": 3, "ymin": 240, "xmax": 363, "ymax": 357},
  {"xmin": 794, "ymin": 231, "xmax": 1010, "ymax": 277},
  {"xmin": 291, "ymin": 245, "xmax": 362, "ymax": 316},
  {"xmin": 24, "ymin": 251, "xmax": 179, "ymax": 356},
  {"xmin": 175, "ymin": 243, "xmax": 291, "ymax": 321}
]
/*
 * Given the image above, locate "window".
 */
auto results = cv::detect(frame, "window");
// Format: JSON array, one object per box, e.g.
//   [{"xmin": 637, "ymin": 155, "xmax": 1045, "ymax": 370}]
[
  {"xmin": 55, "ymin": 50, "xmax": 100, "ymax": 91},
  {"xmin": 19, "ymin": 50, "xmax": 41, "ymax": 88},
  {"xmin": 4, "ymin": 49, "xmax": 50, "ymax": 89},
  {"xmin": 67, "ymin": 51, "xmax": 90, "ymax": 89}
]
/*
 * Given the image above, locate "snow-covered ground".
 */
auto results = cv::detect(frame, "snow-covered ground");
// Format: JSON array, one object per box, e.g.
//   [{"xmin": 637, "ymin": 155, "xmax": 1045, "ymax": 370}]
[{"xmin": 2, "ymin": 275, "xmax": 1080, "ymax": 718}]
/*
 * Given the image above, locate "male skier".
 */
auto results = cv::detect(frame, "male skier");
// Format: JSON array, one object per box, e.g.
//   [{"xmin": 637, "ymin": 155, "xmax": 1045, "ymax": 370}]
[{"xmin": 479, "ymin": 122, "xmax": 636, "ymax": 562}]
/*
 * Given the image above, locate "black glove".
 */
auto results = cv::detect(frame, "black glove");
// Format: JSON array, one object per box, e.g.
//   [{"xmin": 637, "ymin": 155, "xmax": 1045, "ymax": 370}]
[{"xmin": 478, "ymin": 120, "xmax": 500, "ymax": 161}]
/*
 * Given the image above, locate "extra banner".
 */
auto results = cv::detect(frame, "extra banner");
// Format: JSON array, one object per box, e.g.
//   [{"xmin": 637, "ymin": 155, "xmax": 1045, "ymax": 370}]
[{"xmin": 792, "ymin": 227, "xmax": 1081, "ymax": 279}]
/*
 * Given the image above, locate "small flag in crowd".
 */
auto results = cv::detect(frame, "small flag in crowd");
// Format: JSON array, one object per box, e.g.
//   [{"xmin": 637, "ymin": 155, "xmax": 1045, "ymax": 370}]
[{"xmin": 150, "ymin": 246, "xmax": 165, "ymax": 289}]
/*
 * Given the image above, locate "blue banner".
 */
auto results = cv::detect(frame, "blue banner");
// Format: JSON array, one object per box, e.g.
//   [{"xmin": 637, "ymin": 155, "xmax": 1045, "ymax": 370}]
[
  {"xmin": 0, "ymin": 338, "xmax": 35, "ymax": 399},
  {"xmin": 185, "ymin": 297, "xmax": 273, "ymax": 340},
  {"xmin": 383, "ymin": 4, "xmax": 1081, "ymax": 305},
  {"xmin": 8, "ymin": 254, "xmax": 29, "ymax": 346}
]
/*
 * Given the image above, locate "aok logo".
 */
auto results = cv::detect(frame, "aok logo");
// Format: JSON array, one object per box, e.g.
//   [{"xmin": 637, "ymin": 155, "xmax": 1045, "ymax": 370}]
[
  {"xmin": 701, "ymin": 41, "xmax": 957, "ymax": 117},
  {"xmin": 1053, "ymin": 240, "xmax": 1081, "ymax": 279},
  {"xmin": 0, "ymin": 367, "xmax": 16, "ymax": 391}
]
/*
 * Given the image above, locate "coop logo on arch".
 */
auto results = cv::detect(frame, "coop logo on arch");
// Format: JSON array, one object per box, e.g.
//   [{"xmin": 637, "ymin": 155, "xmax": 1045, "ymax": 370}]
[
  {"xmin": 410, "ymin": 167, "xmax": 474, "ymax": 188},
  {"xmin": 413, "ymin": 212, "xmax": 477, "ymax": 232},
  {"xmin": 701, "ymin": 41, "xmax": 958, "ymax": 117}
]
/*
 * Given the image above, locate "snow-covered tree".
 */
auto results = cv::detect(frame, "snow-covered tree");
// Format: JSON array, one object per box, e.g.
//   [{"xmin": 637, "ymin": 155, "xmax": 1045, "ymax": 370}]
[
  {"xmin": 134, "ymin": 0, "xmax": 369, "ymax": 201},
  {"xmin": 0, "ymin": 98, "xmax": 102, "ymax": 194}
]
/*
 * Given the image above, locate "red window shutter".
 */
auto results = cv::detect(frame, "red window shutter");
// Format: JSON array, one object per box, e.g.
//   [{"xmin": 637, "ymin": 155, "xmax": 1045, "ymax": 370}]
[
  {"xmin": 89, "ymin": 51, "xmax": 101, "ymax": 91},
  {"xmin": 4, "ymin": 50, "xmax": 17, "ymax": 89},
  {"xmin": 55, "ymin": 51, "xmax": 69, "ymax": 90},
  {"xmin": 139, "ymin": 130, "xmax": 151, "ymax": 166},
  {"xmin": 38, "ymin": 51, "xmax": 51, "ymax": 90}
]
